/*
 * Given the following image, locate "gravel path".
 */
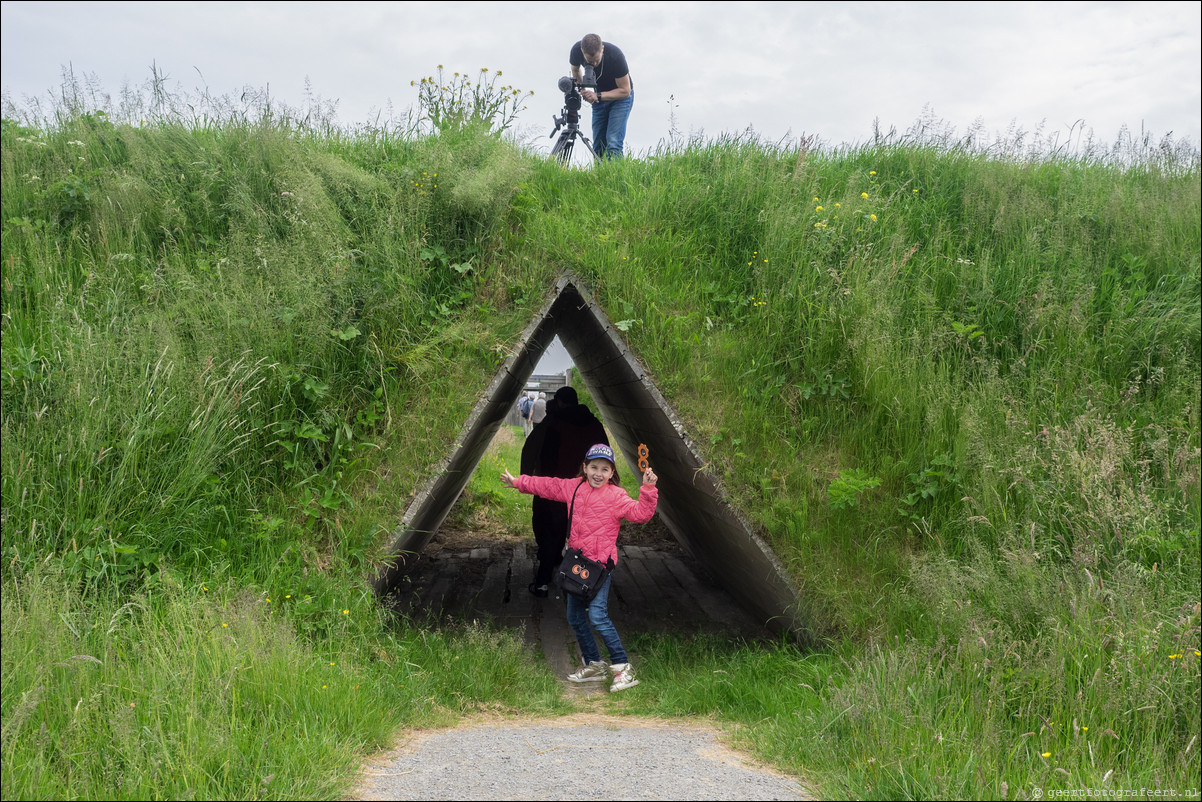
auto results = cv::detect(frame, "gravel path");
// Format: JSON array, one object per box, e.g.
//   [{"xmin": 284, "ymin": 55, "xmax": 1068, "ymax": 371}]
[{"xmin": 351, "ymin": 713, "xmax": 809, "ymax": 801}]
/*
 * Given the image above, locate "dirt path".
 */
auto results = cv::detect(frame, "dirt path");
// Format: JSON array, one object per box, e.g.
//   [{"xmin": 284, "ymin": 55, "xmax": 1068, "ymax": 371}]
[{"xmin": 350, "ymin": 712, "xmax": 810, "ymax": 801}]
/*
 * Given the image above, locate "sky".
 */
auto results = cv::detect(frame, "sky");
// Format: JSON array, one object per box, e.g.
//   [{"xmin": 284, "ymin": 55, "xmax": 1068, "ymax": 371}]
[
  {"xmin": 2, "ymin": 0, "xmax": 1199, "ymax": 371},
  {"xmin": 2, "ymin": 1, "xmax": 1200, "ymax": 160}
]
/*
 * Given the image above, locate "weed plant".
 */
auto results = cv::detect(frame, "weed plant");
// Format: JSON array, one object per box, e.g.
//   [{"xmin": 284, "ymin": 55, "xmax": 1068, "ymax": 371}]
[{"xmin": 2, "ymin": 72, "xmax": 1198, "ymax": 799}]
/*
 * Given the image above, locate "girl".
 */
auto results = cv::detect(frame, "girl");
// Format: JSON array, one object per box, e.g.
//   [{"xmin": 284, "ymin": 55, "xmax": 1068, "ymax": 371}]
[{"xmin": 501, "ymin": 443, "xmax": 658, "ymax": 692}]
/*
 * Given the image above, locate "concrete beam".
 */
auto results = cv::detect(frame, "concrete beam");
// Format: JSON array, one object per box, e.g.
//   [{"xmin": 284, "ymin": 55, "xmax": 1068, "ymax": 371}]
[{"xmin": 372, "ymin": 275, "xmax": 805, "ymax": 639}]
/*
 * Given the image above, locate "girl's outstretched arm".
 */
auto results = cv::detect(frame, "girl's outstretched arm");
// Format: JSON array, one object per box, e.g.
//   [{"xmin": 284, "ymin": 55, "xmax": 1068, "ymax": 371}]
[{"xmin": 500, "ymin": 469, "xmax": 518, "ymax": 488}]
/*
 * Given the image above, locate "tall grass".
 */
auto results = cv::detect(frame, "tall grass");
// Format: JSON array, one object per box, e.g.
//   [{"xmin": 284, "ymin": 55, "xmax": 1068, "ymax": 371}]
[{"xmin": 2, "ymin": 72, "xmax": 1198, "ymax": 799}]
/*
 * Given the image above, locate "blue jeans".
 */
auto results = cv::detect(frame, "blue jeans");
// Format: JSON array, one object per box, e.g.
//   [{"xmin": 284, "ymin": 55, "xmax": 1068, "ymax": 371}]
[
  {"xmin": 591, "ymin": 92, "xmax": 633, "ymax": 160},
  {"xmin": 565, "ymin": 574, "xmax": 628, "ymax": 665}
]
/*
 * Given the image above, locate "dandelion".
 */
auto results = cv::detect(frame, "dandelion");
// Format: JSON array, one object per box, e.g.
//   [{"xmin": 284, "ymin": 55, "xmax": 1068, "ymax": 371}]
[
  {"xmin": 834, "ymin": 203, "xmax": 841, "ymax": 208},
  {"xmin": 222, "ymin": 622, "xmax": 228, "ymax": 628},
  {"xmin": 869, "ymin": 171, "xmax": 876, "ymax": 176},
  {"xmin": 913, "ymin": 189, "xmax": 919, "ymax": 194},
  {"xmin": 1082, "ymin": 727, "xmax": 1088, "ymax": 731},
  {"xmin": 322, "ymin": 684, "xmax": 328, "ymax": 689},
  {"xmin": 343, "ymin": 609, "xmax": 349, "ymax": 615},
  {"xmin": 1042, "ymin": 752, "xmax": 1051, "ymax": 758},
  {"xmin": 285, "ymin": 595, "xmax": 291, "ymax": 599},
  {"xmin": 1195, "ymin": 651, "xmax": 1201, "ymax": 657},
  {"xmin": 1169, "ymin": 654, "xmax": 1181, "ymax": 659},
  {"xmin": 816, "ymin": 205, "xmax": 824, "ymax": 212},
  {"xmin": 812, "ymin": 197, "xmax": 819, "ymax": 202},
  {"xmin": 870, "ymin": 214, "xmax": 877, "ymax": 222},
  {"xmin": 266, "ymin": 598, "xmax": 271, "ymax": 603},
  {"xmin": 861, "ymin": 192, "xmax": 869, "ymax": 199}
]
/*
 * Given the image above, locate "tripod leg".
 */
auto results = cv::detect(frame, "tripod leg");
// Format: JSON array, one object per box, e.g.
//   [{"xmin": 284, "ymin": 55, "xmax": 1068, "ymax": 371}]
[
  {"xmin": 579, "ymin": 134, "xmax": 601, "ymax": 162},
  {"xmin": 550, "ymin": 129, "xmax": 576, "ymax": 165}
]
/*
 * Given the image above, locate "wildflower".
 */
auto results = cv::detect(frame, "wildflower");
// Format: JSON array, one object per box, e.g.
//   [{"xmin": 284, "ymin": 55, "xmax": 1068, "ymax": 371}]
[
  {"xmin": 913, "ymin": 189, "xmax": 919, "ymax": 193},
  {"xmin": 1042, "ymin": 752, "xmax": 1051, "ymax": 758},
  {"xmin": 323, "ymin": 684, "xmax": 328, "ymax": 689},
  {"xmin": 343, "ymin": 609, "xmax": 349, "ymax": 615},
  {"xmin": 285, "ymin": 595, "xmax": 291, "ymax": 599},
  {"xmin": 870, "ymin": 214, "xmax": 877, "ymax": 222},
  {"xmin": 1196, "ymin": 651, "xmax": 1201, "ymax": 657},
  {"xmin": 861, "ymin": 192, "xmax": 869, "ymax": 199},
  {"xmin": 1169, "ymin": 654, "xmax": 1181, "ymax": 659},
  {"xmin": 222, "ymin": 622, "xmax": 228, "ymax": 628},
  {"xmin": 1082, "ymin": 727, "xmax": 1088, "ymax": 731},
  {"xmin": 266, "ymin": 598, "xmax": 271, "ymax": 603},
  {"xmin": 812, "ymin": 197, "xmax": 819, "ymax": 202},
  {"xmin": 869, "ymin": 171, "xmax": 876, "ymax": 176},
  {"xmin": 835, "ymin": 203, "xmax": 841, "ymax": 208},
  {"xmin": 816, "ymin": 205, "xmax": 824, "ymax": 212}
]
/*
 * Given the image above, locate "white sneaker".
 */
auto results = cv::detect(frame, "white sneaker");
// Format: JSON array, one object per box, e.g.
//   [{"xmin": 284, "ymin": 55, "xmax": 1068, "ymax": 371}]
[
  {"xmin": 610, "ymin": 662, "xmax": 639, "ymax": 692},
  {"xmin": 567, "ymin": 661, "xmax": 609, "ymax": 683}
]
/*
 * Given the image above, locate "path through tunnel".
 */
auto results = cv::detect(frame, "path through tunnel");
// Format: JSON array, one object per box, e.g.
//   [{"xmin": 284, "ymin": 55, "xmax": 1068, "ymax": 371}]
[{"xmin": 373, "ymin": 275, "xmax": 804, "ymax": 640}]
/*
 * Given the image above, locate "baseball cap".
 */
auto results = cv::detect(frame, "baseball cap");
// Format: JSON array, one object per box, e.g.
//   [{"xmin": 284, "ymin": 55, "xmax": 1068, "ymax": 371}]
[{"xmin": 584, "ymin": 443, "xmax": 614, "ymax": 464}]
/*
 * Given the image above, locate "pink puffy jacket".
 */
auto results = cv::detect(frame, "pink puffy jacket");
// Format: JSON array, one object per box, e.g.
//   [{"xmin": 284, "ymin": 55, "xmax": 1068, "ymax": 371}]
[{"xmin": 513, "ymin": 475, "xmax": 658, "ymax": 566}]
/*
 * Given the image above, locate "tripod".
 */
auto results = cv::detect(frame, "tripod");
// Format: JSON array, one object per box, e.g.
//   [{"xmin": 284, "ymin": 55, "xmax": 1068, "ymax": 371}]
[{"xmin": 549, "ymin": 102, "xmax": 599, "ymax": 166}]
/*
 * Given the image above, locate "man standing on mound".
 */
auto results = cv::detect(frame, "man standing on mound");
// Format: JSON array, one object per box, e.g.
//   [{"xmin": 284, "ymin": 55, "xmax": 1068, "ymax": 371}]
[
  {"xmin": 520, "ymin": 386, "xmax": 608, "ymax": 596},
  {"xmin": 570, "ymin": 32, "xmax": 634, "ymax": 159}
]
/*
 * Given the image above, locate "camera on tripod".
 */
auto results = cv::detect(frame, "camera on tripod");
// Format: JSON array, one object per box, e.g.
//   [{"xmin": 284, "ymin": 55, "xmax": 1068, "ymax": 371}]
[
  {"xmin": 556, "ymin": 64, "xmax": 597, "ymax": 111},
  {"xmin": 549, "ymin": 65, "xmax": 600, "ymax": 164}
]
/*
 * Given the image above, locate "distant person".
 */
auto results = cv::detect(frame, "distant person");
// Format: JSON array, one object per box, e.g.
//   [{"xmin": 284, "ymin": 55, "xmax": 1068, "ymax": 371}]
[
  {"xmin": 531, "ymin": 391, "xmax": 547, "ymax": 427},
  {"xmin": 502, "ymin": 443, "xmax": 658, "ymax": 692},
  {"xmin": 520, "ymin": 386, "xmax": 608, "ymax": 597},
  {"xmin": 570, "ymin": 33, "xmax": 634, "ymax": 159},
  {"xmin": 518, "ymin": 391, "xmax": 535, "ymax": 436}
]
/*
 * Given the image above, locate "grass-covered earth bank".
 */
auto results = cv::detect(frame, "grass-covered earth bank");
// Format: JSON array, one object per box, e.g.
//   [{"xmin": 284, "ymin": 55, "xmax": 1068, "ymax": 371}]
[{"xmin": 2, "ymin": 84, "xmax": 1199, "ymax": 799}]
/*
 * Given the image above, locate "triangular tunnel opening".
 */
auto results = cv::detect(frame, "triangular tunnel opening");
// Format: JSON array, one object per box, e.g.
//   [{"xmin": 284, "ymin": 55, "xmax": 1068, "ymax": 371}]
[{"xmin": 373, "ymin": 275, "xmax": 803, "ymax": 637}]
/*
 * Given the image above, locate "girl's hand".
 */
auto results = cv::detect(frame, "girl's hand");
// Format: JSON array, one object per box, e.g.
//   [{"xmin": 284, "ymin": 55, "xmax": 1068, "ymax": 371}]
[
  {"xmin": 643, "ymin": 468, "xmax": 657, "ymax": 486},
  {"xmin": 500, "ymin": 469, "xmax": 518, "ymax": 488}
]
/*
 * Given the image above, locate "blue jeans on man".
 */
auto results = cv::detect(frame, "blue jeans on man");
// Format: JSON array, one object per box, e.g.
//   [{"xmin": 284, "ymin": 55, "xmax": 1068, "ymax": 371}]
[
  {"xmin": 591, "ymin": 92, "xmax": 633, "ymax": 160},
  {"xmin": 564, "ymin": 574, "xmax": 628, "ymax": 665}
]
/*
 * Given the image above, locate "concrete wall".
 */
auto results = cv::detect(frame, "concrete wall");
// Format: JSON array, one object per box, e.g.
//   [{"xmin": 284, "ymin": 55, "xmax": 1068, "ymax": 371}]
[{"xmin": 373, "ymin": 275, "xmax": 806, "ymax": 639}]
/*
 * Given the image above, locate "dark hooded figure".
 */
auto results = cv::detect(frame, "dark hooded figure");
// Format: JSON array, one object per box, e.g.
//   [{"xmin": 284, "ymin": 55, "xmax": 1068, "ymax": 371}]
[{"xmin": 520, "ymin": 386, "xmax": 608, "ymax": 595}]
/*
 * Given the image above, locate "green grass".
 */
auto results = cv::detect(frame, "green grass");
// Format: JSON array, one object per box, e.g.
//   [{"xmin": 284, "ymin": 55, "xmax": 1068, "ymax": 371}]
[{"xmin": 2, "ymin": 73, "xmax": 1198, "ymax": 799}]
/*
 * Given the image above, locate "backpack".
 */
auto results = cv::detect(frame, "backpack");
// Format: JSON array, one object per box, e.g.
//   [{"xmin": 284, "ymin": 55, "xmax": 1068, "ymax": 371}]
[{"xmin": 519, "ymin": 396, "xmax": 532, "ymax": 418}]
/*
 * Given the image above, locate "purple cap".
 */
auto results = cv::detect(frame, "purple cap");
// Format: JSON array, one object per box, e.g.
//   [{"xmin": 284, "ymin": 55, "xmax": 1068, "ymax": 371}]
[{"xmin": 584, "ymin": 443, "xmax": 614, "ymax": 464}]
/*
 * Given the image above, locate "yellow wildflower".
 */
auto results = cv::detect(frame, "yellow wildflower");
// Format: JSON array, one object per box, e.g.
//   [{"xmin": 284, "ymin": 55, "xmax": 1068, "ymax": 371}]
[
  {"xmin": 816, "ymin": 205, "xmax": 824, "ymax": 212},
  {"xmin": 861, "ymin": 192, "xmax": 869, "ymax": 199},
  {"xmin": 870, "ymin": 214, "xmax": 877, "ymax": 222},
  {"xmin": 869, "ymin": 171, "xmax": 876, "ymax": 176}
]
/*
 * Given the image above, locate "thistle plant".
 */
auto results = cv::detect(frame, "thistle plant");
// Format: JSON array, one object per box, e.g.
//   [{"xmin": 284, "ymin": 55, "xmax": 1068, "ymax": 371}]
[{"xmin": 412, "ymin": 66, "xmax": 531, "ymax": 136}]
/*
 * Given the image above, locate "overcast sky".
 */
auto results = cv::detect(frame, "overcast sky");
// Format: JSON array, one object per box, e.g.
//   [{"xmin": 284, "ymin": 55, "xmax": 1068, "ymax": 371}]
[{"xmin": 2, "ymin": 0, "xmax": 1200, "ymax": 159}]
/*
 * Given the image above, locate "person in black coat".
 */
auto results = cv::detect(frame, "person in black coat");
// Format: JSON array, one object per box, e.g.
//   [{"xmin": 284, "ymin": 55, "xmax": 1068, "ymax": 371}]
[{"xmin": 520, "ymin": 386, "xmax": 608, "ymax": 596}]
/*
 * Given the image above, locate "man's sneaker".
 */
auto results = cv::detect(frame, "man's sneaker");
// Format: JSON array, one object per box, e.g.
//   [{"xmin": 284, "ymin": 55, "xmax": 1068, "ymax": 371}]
[
  {"xmin": 566, "ymin": 661, "xmax": 609, "ymax": 683},
  {"xmin": 610, "ymin": 662, "xmax": 639, "ymax": 692},
  {"xmin": 528, "ymin": 582, "xmax": 549, "ymax": 598}
]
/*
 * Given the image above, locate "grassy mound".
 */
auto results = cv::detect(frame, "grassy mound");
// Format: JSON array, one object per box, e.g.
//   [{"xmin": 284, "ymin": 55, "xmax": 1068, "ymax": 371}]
[{"xmin": 2, "ymin": 76, "xmax": 1198, "ymax": 798}]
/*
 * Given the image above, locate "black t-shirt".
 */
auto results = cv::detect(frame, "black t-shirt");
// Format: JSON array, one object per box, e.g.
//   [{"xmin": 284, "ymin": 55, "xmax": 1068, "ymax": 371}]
[{"xmin": 569, "ymin": 41, "xmax": 632, "ymax": 93}]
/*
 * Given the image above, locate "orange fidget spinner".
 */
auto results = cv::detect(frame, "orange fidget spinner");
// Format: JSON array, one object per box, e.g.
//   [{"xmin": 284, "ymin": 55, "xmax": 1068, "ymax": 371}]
[{"xmin": 637, "ymin": 443, "xmax": 650, "ymax": 472}]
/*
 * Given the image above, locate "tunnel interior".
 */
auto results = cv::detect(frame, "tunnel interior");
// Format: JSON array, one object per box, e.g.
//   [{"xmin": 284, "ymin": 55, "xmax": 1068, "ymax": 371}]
[{"xmin": 373, "ymin": 275, "xmax": 803, "ymax": 637}]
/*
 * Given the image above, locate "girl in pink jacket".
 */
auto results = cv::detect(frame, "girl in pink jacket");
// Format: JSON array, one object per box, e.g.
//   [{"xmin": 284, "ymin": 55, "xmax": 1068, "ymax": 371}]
[{"xmin": 502, "ymin": 443, "xmax": 657, "ymax": 692}]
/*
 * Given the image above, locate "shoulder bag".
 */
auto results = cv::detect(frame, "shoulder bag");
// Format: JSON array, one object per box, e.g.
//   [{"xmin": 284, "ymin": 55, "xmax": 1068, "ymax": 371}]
[{"xmin": 553, "ymin": 480, "xmax": 613, "ymax": 602}]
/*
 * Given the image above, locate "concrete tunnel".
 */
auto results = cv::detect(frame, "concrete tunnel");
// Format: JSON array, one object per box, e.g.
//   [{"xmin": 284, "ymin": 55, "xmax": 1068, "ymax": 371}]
[{"xmin": 372, "ymin": 274, "xmax": 804, "ymax": 638}]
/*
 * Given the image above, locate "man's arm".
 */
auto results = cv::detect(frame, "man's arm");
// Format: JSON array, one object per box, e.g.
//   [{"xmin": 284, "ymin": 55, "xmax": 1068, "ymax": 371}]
[{"xmin": 596, "ymin": 74, "xmax": 631, "ymax": 103}]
